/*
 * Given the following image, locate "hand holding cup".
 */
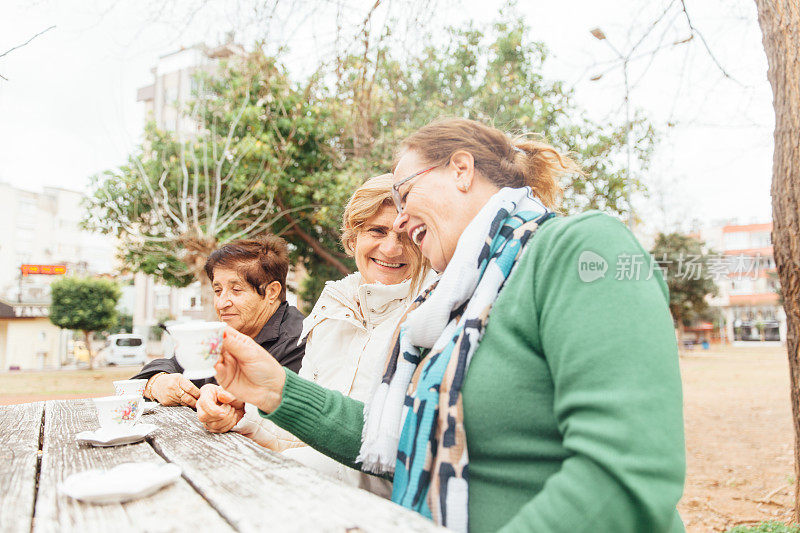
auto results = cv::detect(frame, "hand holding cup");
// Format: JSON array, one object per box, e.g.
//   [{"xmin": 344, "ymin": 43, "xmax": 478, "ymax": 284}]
[
  {"xmin": 147, "ymin": 373, "xmax": 201, "ymax": 408},
  {"xmin": 214, "ymin": 327, "xmax": 286, "ymax": 414},
  {"xmin": 167, "ymin": 321, "xmax": 226, "ymax": 380}
]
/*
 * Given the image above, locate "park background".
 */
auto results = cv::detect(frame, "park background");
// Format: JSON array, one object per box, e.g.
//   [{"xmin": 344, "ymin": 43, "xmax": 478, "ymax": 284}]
[{"xmin": 0, "ymin": 1, "xmax": 797, "ymax": 531}]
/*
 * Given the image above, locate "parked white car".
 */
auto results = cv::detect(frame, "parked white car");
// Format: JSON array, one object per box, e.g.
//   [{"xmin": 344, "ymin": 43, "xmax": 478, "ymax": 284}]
[{"xmin": 102, "ymin": 334, "xmax": 148, "ymax": 366}]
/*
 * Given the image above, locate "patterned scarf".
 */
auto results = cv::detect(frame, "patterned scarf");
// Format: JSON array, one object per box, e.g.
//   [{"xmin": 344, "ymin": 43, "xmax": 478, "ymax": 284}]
[{"xmin": 358, "ymin": 187, "xmax": 552, "ymax": 531}]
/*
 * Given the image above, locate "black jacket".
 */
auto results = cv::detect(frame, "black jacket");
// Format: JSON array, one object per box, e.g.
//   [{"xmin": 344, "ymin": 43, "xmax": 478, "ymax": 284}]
[{"xmin": 131, "ymin": 302, "xmax": 306, "ymax": 388}]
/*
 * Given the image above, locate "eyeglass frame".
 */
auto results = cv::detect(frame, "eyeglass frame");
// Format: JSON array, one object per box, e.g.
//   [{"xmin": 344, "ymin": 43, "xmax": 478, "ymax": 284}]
[{"xmin": 391, "ymin": 165, "xmax": 439, "ymax": 213}]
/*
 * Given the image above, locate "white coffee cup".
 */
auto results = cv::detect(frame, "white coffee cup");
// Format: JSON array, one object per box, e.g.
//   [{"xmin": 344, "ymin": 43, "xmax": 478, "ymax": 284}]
[
  {"xmin": 94, "ymin": 395, "xmax": 144, "ymax": 429},
  {"xmin": 166, "ymin": 321, "xmax": 226, "ymax": 380},
  {"xmin": 113, "ymin": 379, "xmax": 148, "ymax": 397}
]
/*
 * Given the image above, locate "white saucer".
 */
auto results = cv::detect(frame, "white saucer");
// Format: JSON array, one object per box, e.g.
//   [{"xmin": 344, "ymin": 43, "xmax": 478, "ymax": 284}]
[
  {"xmin": 60, "ymin": 462, "xmax": 182, "ymax": 504},
  {"xmin": 76, "ymin": 424, "xmax": 158, "ymax": 447},
  {"xmin": 143, "ymin": 401, "xmax": 159, "ymax": 414}
]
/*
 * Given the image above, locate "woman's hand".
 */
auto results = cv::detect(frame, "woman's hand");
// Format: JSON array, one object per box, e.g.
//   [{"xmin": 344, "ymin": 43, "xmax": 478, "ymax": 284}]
[
  {"xmin": 196, "ymin": 384, "xmax": 245, "ymax": 433},
  {"xmin": 214, "ymin": 326, "xmax": 286, "ymax": 414},
  {"xmin": 147, "ymin": 373, "xmax": 201, "ymax": 408}
]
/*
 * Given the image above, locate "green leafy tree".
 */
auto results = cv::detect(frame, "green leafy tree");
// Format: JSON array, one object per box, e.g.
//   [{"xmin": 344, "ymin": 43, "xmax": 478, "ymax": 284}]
[
  {"xmin": 330, "ymin": 14, "xmax": 656, "ymax": 217},
  {"xmin": 49, "ymin": 278, "xmax": 121, "ymax": 370},
  {"xmin": 116, "ymin": 313, "xmax": 134, "ymax": 334},
  {"xmin": 83, "ymin": 51, "xmax": 354, "ymax": 312},
  {"xmin": 86, "ymin": 12, "xmax": 658, "ymax": 307},
  {"xmin": 651, "ymin": 233, "xmax": 718, "ymax": 350}
]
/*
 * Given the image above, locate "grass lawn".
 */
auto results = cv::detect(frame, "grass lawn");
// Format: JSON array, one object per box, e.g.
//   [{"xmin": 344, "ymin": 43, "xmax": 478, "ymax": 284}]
[{"xmin": 0, "ymin": 366, "xmax": 143, "ymax": 405}]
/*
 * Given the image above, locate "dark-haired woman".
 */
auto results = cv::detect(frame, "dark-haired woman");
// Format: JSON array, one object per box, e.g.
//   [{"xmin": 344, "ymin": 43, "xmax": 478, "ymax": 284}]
[{"xmin": 131, "ymin": 235, "xmax": 305, "ymax": 408}]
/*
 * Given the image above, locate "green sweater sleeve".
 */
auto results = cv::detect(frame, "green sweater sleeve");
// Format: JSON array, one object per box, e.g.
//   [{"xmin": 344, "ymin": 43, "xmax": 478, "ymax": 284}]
[
  {"xmin": 499, "ymin": 213, "xmax": 685, "ymax": 532},
  {"xmin": 261, "ymin": 369, "xmax": 365, "ymax": 469}
]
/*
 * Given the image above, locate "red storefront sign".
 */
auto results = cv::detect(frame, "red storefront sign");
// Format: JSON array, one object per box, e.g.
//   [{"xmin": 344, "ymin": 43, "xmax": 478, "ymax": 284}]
[{"xmin": 20, "ymin": 264, "xmax": 67, "ymax": 276}]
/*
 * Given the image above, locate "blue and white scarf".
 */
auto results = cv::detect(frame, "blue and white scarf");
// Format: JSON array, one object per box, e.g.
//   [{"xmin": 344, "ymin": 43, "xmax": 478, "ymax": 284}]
[{"xmin": 358, "ymin": 187, "xmax": 552, "ymax": 531}]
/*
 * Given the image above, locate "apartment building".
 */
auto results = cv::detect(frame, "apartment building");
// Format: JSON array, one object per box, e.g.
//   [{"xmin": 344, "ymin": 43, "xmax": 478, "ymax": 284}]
[
  {"xmin": 700, "ymin": 222, "xmax": 786, "ymax": 344},
  {"xmin": 0, "ymin": 183, "xmax": 116, "ymax": 369},
  {"xmin": 132, "ymin": 41, "xmax": 245, "ymax": 344},
  {"xmin": 136, "ymin": 40, "xmax": 245, "ymax": 134}
]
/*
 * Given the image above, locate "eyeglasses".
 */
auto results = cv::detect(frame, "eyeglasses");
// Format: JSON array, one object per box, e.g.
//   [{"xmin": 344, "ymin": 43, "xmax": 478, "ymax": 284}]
[{"xmin": 391, "ymin": 165, "xmax": 438, "ymax": 213}]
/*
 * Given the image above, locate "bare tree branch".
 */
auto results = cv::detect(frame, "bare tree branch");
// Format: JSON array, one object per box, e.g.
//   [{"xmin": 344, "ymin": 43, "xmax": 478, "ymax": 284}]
[
  {"xmin": 275, "ymin": 196, "xmax": 350, "ymax": 275},
  {"xmin": 214, "ymin": 198, "xmax": 271, "ymax": 234},
  {"xmin": 0, "ymin": 24, "xmax": 56, "ymax": 80},
  {"xmin": 224, "ymin": 203, "xmax": 315, "ymax": 243},
  {"xmin": 131, "ymin": 157, "xmax": 174, "ymax": 233},
  {"xmin": 679, "ymin": 0, "xmax": 741, "ymax": 84},
  {"xmin": 210, "ymin": 86, "xmax": 250, "ymax": 234},
  {"xmin": 157, "ymin": 169, "xmax": 188, "ymax": 230},
  {"xmin": 0, "ymin": 25, "xmax": 56, "ymax": 60}
]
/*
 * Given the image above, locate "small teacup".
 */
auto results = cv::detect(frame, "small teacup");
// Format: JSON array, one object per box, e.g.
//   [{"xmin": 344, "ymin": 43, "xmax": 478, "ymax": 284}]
[
  {"xmin": 166, "ymin": 321, "xmax": 226, "ymax": 380},
  {"xmin": 94, "ymin": 395, "xmax": 144, "ymax": 429},
  {"xmin": 113, "ymin": 379, "xmax": 147, "ymax": 397}
]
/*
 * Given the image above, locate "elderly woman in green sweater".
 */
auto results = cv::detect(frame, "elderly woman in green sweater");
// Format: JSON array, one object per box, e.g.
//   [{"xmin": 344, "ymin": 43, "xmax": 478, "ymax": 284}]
[{"xmin": 214, "ymin": 118, "xmax": 686, "ymax": 532}]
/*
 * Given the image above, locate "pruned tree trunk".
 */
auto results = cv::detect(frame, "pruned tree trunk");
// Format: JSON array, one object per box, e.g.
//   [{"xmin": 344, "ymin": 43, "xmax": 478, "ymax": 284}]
[
  {"xmin": 199, "ymin": 274, "xmax": 216, "ymax": 321},
  {"xmin": 83, "ymin": 330, "xmax": 94, "ymax": 371},
  {"xmin": 755, "ymin": 0, "xmax": 800, "ymax": 519},
  {"xmin": 182, "ymin": 242, "xmax": 218, "ymax": 321}
]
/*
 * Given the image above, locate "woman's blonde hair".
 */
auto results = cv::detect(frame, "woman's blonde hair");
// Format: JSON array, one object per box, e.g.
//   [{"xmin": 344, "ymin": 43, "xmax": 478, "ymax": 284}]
[
  {"xmin": 341, "ymin": 174, "xmax": 430, "ymax": 292},
  {"xmin": 398, "ymin": 118, "xmax": 581, "ymax": 208}
]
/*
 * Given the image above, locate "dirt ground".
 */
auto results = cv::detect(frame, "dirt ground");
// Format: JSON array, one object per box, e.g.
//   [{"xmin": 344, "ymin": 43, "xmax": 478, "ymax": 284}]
[
  {"xmin": 0, "ymin": 347, "xmax": 796, "ymax": 531},
  {"xmin": 679, "ymin": 344, "xmax": 795, "ymax": 532},
  {"xmin": 0, "ymin": 366, "xmax": 140, "ymax": 405}
]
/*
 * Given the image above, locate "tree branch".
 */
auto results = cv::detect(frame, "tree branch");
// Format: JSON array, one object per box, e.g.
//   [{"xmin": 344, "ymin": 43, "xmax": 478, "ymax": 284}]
[
  {"xmin": 0, "ymin": 25, "xmax": 56, "ymax": 81},
  {"xmin": 157, "ymin": 169, "xmax": 188, "ymax": 230},
  {"xmin": 223, "ymin": 203, "xmax": 314, "ymax": 243},
  {"xmin": 275, "ymin": 197, "xmax": 350, "ymax": 275},
  {"xmin": 210, "ymin": 86, "xmax": 250, "ymax": 233},
  {"xmin": 132, "ymin": 156, "xmax": 174, "ymax": 232},
  {"xmin": 679, "ymin": 0, "xmax": 741, "ymax": 84},
  {"xmin": 0, "ymin": 25, "xmax": 56, "ymax": 59}
]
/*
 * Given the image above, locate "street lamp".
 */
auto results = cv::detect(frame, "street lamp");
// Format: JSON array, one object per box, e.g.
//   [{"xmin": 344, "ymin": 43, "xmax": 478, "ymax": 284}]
[{"xmin": 590, "ymin": 27, "xmax": 633, "ymax": 229}]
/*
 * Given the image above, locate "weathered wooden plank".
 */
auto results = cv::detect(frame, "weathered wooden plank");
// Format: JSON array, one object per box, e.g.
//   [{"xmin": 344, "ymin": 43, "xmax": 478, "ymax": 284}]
[
  {"xmin": 33, "ymin": 400, "xmax": 235, "ymax": 533},
  {"xmin": 151, "ymin": 407, "xmax": 444, "ymax": 533},
  {"xmin": 0, "ymin": 401, "xmax": 44, "ymax": 533}
]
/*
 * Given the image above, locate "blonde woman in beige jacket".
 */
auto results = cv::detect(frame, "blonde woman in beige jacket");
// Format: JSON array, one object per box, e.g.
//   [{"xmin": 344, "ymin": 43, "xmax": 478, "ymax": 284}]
[{"xmin": 196, "ymin": 174, "xmax": 430, "ymax": 497}]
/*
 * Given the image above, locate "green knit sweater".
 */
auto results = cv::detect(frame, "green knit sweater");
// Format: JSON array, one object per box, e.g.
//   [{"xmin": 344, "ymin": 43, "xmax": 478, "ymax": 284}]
[{"xmin": 264, "ymin": 211, "xmax": 686, "ymax": 532}]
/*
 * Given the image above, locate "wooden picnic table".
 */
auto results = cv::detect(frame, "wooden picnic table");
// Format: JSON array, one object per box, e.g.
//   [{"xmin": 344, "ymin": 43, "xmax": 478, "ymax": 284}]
[{"xmin": 0, "ymin": 399, "xmax": 443, "ymax": 533}]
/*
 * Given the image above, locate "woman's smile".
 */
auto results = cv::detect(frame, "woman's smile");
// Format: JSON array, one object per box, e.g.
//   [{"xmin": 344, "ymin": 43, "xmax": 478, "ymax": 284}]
[
  {"xmin": 354, "ymin": 204, "xmax": 414, "ymax": 285},
  {"xmin": 410, "ymin": 224, "xmax": 427, "ymax": 246}
]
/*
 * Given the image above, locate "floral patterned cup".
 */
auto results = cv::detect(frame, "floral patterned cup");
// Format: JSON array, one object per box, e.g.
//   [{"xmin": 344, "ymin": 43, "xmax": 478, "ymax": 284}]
[
  {"xmin": 113, "ymin": 379, "xmax": 148, "ymax": 397},
  {"xmin": 166, "ymin": 321, "xmax": 226, "ymax": 380},
  {"xmin": 94, "ymin": 395, "xmax": 144, "ymax": 429}
]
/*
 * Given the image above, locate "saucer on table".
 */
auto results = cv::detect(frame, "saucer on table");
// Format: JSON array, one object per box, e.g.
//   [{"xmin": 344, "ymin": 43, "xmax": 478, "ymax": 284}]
[
  {"xmin": 59, "ymin": 462, "xmax": 182, "ymax": 504},
  {"xmin": 76, "ymin": 423, "xmax": 158, "ymax": 447}
]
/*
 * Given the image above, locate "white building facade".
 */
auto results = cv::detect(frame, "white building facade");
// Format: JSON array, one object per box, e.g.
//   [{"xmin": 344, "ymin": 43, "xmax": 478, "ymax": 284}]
[
  {"xmin": 0, "ymin": 183, "xmax": 117, "ymax": 369},
  {"xmin": 699, "ymin": 222, "xmax": 786, "ymax": 345},
  {"xmin": 132, "ymin": 41, "xmax": 246, "ymax": 346}
]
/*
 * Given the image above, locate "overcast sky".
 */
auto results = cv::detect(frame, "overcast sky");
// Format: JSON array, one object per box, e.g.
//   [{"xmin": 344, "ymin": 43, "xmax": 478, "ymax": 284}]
[{"xmin": 0, "ymin": 0, "xmax": 774, "ymax": 233}]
